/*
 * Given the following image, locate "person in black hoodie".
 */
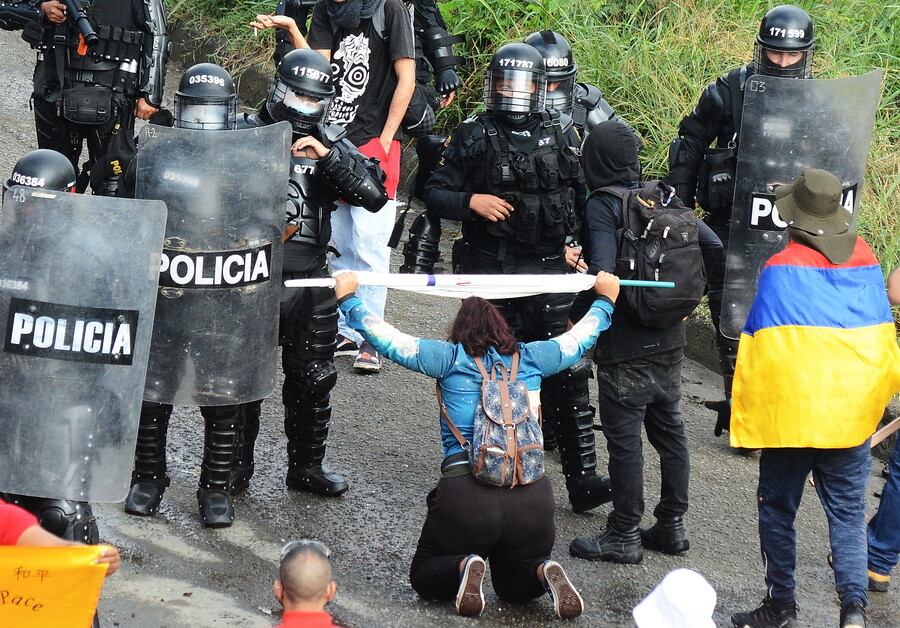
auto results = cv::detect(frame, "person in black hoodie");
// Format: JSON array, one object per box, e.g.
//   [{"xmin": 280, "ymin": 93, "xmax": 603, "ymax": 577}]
[{"xmin": 568, "ymin": 120, "xmax": 720, "ymax": 564}]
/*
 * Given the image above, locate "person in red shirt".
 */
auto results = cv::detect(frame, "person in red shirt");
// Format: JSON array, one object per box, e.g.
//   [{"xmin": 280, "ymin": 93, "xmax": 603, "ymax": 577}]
[
  {"xmin": 0, "ymin": 498, "xmax": 120, "ymax": 575},
  {"xmin": 275, "ymin": 540, "xmax": 343, "ymax": 628}
]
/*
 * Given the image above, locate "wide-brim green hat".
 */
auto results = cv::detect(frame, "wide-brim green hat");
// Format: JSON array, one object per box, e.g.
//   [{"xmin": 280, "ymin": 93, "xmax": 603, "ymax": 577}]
[{"xmin": 774, "ymin": 168, "xmax": 851, "ymax": 236}]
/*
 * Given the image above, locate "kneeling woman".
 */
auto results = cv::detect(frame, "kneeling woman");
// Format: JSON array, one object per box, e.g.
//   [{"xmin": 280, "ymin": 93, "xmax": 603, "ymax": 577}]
[{"xmin": 334, "ymin": 271, "xmax": 619, "ymax": 620}]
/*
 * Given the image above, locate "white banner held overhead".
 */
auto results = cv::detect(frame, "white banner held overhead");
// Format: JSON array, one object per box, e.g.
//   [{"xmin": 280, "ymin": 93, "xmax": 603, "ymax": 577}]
[{"xmin": 284, "ymin": 272, "xmax": 673, "ymax": 299}]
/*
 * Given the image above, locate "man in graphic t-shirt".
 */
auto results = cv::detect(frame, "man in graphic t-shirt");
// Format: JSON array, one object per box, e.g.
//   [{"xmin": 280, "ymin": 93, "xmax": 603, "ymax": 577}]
[{"xmin": 253, "ymin": 0, "xmax": 415, "ymax": 372}]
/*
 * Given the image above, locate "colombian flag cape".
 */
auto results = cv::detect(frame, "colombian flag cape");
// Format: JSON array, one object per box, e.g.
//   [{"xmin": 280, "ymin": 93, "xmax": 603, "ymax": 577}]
[{"xmin": 731, "ymin": 238, "xmax": 900, "ymax": 449}]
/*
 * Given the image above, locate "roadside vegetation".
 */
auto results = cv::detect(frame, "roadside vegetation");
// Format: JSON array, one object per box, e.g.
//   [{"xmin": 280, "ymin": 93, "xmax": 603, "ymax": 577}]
[{"xmin": 169, "ymin": 0, "xmax": 898, "ymax": 277}]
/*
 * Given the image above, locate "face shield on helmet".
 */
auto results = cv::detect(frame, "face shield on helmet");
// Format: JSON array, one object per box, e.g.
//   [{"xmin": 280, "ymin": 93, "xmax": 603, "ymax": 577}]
[
  {"xmin": 484, "ymin": 45, "xmax": 548, "ymax": 117},
  {"xmin": 267, "ymin": 78, "xmax": 333, "ymax": 133},
  {"xmin": 4, "ymin": 149, "xmax": 77, "ymax": 194},
  {"xmin": 266, "ymin": 49, "xmax": 336, "ymax": 135},
  {"xmin": 524, "ymin": 30, "xmax": 577, "ymax": 114},
  {"xmin": 174, "ymin": 63, "xmax": 238, "ymax": 130},
  {"xmin": 176, "ymin": 101, "xmax": 235, "ymax": 130},
  {"xmin": 753, "ymin": 4, "xmax": 815, "ymax": 78}
]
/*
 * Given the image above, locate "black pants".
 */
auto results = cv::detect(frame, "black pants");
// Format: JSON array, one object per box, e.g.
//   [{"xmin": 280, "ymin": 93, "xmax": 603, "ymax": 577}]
[
  {"xmin": 409, "ymin": 474, "xmax": 554, "ymax": 603},
  {"xmin": 597, "ymin": 350, "xmax": 690, "ymax": 530}
]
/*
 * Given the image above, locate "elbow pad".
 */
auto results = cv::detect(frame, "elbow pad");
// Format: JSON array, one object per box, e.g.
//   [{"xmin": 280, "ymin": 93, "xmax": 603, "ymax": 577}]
[
  {"xmin": 139, "ymin": 0, "xmax": 171, "ymax": 107},
  {"xmin": 421, "ymin": 27, "xmax": 464, "ymax": 75},
  {"xmin": 318, "ymin": 140, "xmax": 389, "ymax": 212}
]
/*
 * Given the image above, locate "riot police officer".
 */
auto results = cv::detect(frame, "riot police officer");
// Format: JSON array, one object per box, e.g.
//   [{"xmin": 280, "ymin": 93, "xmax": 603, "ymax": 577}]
[
  {"xmin": 123, "ymin": 64, "xmax": 246, "ymax": 528},
  {"xmin": 400, "ymin": 30, "xmax": 619, "ymax": 278},
  {"xmin": 233, "ymin": 49, "xmax": 388, "ymax": 497},
  {"xmin": 423, "ymin": 43, "xmax": 611, "ymax": 513},
  {"xmin": 524, "ymin": 30, "xmax": 620, "ymax": 139},
  {"xmin": 1, "ymin": 148, "xmax": 99, "ymax": 547},
  {"xmin": 23, "ymin": 0, "xmax": 170, "ymax": 194},
  {"xmin": 666, "ymin": 5, "xmax": 815, "ymax": 417}
]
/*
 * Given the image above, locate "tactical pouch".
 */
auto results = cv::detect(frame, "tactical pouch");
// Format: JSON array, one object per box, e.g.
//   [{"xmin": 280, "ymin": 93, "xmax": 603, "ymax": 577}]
[
  {"xmin": 697, "ymin": 147, "xmax": 736, "ymax": 212},
  {"xmin": 61, "ymin": 86, "xmax": 113, "ymax": 124}
]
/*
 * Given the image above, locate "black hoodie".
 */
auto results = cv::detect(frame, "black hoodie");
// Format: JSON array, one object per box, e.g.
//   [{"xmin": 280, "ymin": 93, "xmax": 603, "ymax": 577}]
[{"xmin": 574, "ymin": 121, "xmax": 687, "ymax": 363}]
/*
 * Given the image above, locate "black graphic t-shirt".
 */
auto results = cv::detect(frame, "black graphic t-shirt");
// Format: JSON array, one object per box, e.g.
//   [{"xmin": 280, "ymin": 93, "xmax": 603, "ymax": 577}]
[{"xmin": 308, "ymin": 0, "xmax": 415, "ymax": 147}]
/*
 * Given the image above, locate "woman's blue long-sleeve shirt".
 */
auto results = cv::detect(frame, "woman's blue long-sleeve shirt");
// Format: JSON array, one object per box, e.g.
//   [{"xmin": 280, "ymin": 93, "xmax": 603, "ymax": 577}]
[{"xmin": 339, "ymin": 295, "xmax": 614, "ymax": 457}]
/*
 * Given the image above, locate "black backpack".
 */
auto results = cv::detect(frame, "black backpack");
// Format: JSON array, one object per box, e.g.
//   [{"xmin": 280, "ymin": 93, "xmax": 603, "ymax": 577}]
[{"xmin": 597, "ymin": 180, "xmax": 705, "ymax": 328}]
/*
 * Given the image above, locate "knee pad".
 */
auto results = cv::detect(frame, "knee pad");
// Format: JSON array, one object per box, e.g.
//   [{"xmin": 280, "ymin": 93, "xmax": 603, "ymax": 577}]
[
  {"xmin": 32, "ymin": 499, "xmax": 98, "ymax": 544},
  {"xmin": 286, "ymin": 358, "xmax": 337, "ymax": 405},
  {"xmin": 302, "ymin": 360, "xmax": 337, "ymax": 399}
]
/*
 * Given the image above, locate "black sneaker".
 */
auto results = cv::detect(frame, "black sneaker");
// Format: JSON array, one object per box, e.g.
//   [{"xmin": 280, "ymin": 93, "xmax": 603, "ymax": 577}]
[
  {"xmin": 868, "ymin": 568, "xmax": 890, "ymax": 592},
  {"xmin": 541, "ymin": 560, "xmax": 584, "ymax": 620},
  {"xmin": 731, "ymin": 596, "xmax": 797, "ymax": 627},
  {"xmin": 569, "ymin": 524, "xmax": 642, "ymax": 564},
  {"xmin": 840, "ymin": 602, "xmax": 866, "ymax": 628},
  {"xmin": 455, "ymin": 554, "xmax": 486, "ymax": 617},
  {"xmin": 640, "ymin": 516, "xmax": 690, "ymax": 555},
  {"xmin": 334, "ymin": 335, "xmax": 360, "ymax": 357}
]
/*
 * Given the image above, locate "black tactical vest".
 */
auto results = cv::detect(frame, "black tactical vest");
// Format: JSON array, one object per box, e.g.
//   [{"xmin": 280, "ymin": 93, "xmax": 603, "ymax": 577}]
[
  {"xmin": 477, "ymin": 112, "xmax": 580, "ymax": 254},
  {"xmin": 36, "ymin": 0, "xmax": 144, "ymax": 93}
]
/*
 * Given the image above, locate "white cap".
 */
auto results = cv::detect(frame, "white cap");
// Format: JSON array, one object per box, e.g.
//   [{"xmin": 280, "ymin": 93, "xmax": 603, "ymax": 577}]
[{"xmin": 632, "ymin": 568, "xmax": 716, "ymax": 628}]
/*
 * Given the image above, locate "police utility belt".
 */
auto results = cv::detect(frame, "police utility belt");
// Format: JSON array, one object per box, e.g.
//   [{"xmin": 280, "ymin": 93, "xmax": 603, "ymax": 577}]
[{"xmin": 30, "ymin": 22, "xmax": 144, "ymax": 124}]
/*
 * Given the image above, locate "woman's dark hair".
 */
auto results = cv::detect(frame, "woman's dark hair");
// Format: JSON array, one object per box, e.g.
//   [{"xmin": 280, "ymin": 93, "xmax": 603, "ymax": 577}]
[{"xmin": 448, "ymin": 297, "xmax": 518, "ymax": 357}]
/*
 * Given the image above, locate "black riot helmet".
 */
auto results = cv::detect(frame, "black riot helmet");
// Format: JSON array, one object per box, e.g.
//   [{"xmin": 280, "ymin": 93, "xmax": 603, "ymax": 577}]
[
  {"xmin": 524, "ymin": 30, "xmax": 577, "ymax": 114},
  {"xmin": 266, "ymin": 49, "xmax": 335, "ymax": 134},
  {"xmin": 483, "ymin": 43, "xmax": 547, "ymax": 117},
  {"xmin": 5, "ymin": 149, "xmax": 76, "ymax": 193},
  {"xmin": 754, "ymin": 5, "xmax": 815, "ymax": 78},
  {"xmin": 174, "ymin": 63, "xmax": 237, "ymax": 130}
]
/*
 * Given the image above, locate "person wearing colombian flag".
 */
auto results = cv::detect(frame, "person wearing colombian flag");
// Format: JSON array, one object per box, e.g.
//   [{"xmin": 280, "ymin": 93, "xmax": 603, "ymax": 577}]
[{"xmin": 728, "ymin": 169, "xmax": 900, "ymax": 628}]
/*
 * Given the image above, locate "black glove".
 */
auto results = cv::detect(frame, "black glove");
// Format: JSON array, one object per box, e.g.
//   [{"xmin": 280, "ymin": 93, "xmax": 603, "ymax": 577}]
[
  {"xmin": 705, "ymin": 399, "xmax": 731, "ymax": 437},
  {"xmin": 434, "ymin": 68, "xmax": 460, "ymax": 96}
]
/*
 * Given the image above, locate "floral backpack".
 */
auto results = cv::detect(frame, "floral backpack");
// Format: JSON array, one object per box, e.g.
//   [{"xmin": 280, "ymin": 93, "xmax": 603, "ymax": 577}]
[{"xmin": 437, "ymin": 353, "xmax": 544, "ymax": 487}]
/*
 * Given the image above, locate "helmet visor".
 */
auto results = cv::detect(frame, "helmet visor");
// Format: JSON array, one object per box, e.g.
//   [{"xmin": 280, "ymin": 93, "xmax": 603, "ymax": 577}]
[
  {"xmin": 484, "ymin": 69, "xmax": 546, "ymax": 114},
  {"xmin": 754, "ymin": 44, "xmax": 813, "ymax": 78},
  {"xmin": 282, "ymin": 88, "xmax": 331, "ymax": 118},
  {"xmin": 175, "ymin": 97, "xmax": 236, "ymax": 130},
  {"xmin": 545, "ymin": 75, "xmax": 576, "ymax": 114},
  {"xmin": 268, "ymin": 78, "xmax": 332, "ymax": 132}
]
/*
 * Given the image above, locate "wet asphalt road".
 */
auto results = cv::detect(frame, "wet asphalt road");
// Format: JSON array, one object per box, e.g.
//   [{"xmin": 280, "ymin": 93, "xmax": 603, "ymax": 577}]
[{"xmin": 2, "ymin": 27, "xmax": 899, "ymax": 628}]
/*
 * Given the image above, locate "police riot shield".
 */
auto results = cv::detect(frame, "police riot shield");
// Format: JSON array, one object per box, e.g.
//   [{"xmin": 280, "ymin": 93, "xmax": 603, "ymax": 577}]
[
  {"xmin": 0, "ymin": 187, "xmax": 166, "ymax": 501},
  {"xmin": 135, "ymin": 122, "xmax": 291, "ymax": 406},
  {"xmin": 720, "ymin": 70, "xmax": 881, "ymax": 340}
]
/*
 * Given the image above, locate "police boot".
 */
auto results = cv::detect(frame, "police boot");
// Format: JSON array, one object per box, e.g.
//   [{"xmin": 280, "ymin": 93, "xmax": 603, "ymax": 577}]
[
  {"xmin": 229, "ymin": 401, "xmax": 261, "ymax": 495},
  {"xmin": 560, "ymin": 414, "xmax": 612, "ymax": 515},
  {"xmin": 197, "ymin": 405, "xmax": 239, "ymax": 528},
  {"xmin": 284, "ymin": 399, "xmax": 349, "ymax": 496},
  {"xmin": 125, "ymin": 403, "xmax": 172, "ymax": 516},
  {"xmin": 546, "ymin": 362, "xmax": 612, "ymax": 514}
]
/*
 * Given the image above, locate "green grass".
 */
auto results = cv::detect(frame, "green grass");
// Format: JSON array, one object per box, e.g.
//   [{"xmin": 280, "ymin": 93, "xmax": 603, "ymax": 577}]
[{"xmin": 170, "ymin": 0, "xmax": 900, "ymax": 277}]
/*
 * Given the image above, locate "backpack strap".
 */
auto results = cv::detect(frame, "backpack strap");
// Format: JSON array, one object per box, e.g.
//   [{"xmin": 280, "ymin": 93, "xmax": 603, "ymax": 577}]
[
  {"xmin": 435, "ymin": 381, "xmax": 469, "ymax": 449},
  {"xmin": 597, "ymin": 184, "xmax": 633, "ymax": 232}
]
